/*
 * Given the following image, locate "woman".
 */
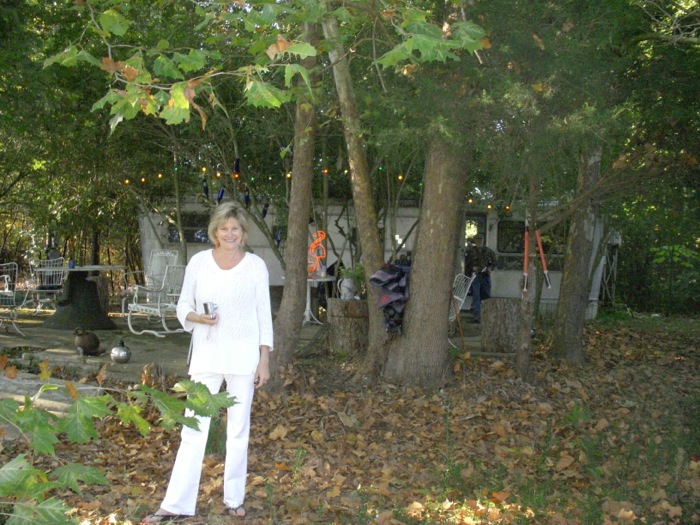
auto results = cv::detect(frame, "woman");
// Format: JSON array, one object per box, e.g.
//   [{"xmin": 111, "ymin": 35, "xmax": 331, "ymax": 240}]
[{"xmin": 142, "ymin": 202, "xmax": 273, "ymax": 523}]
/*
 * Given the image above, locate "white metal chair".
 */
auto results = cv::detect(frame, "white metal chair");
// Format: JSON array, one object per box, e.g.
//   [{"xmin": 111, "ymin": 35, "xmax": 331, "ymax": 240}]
[
  {"xmin": 0, "ymin": 262, "xmax": 28, "ymax": 335},
  {"xmin": 28, "ymin": 257, "xmax": 67, "ymax": 313},
  {"xmin": 448, "ymin": 273, "xmax": 476, "ymax": 348},
  {"xmin": 127, "ymin": 264, "xmax": 186, "ymax": 337},
  {"xmin": 120, "ymin": 249, "xmax": 179, "ymax": 315}
]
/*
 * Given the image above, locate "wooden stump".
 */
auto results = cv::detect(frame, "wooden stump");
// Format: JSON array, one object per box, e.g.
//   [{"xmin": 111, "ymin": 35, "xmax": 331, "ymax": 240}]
[
  {"xmin": 327, "ymin": 298, "xmax": 368, "ymax": 354},
  {"xmin": 87, "ymin": 276, "xmax": 110, "ymax": 313},
  {"xmin": 481, "ymin": 298, "xmax": 519, "ymax": 353}
]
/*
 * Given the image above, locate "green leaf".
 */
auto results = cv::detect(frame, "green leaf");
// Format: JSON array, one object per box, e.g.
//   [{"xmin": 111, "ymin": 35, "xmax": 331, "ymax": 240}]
[
  {"xmin": 284, "ymin": 64, "xmax": 311, "ymax": 90},
  {"xmin": 8, "ymin": 497, "xmax": 74, "ymax": 525},
  {"xmin": 160, "ymin": 105, "xmax": 191, "ymax": 125},
  {"xmin": 59, "ymin": 395, "xmax": 112, "ymax": 443},
  {"xmin": 153, "ymin": 56, "xmax": 184, "ymax": 80},
  {"xmin": 173, "ymin": 50, "xmax": 208, "ymax": 73},
  {"xmin": 244, "ymin": 80, "xmax": 291, "ymax": 108},
  {"xmin": 114, "ymin": 402, "xmax": 151, "ymax": 436},
  {"xmin": 172, "ymin": 380, "xmax": 238, "ymax": 418},
  {"xmin": 98, "ymin": 9, "xmax": 131, "ymax": 37},
  {"xmin": 29, "ymin": 426, "xmax": 59, "ymax": 456},
  {"xmin": 284, "ymin": 42, "xmax": 317, "ymax": 59},
  {"xmin": 91, "ymin": 90, "xmax": 122, "ymax": 112},
  {"xmin": 376, "ymin": 44, "xmax": 414, "ymax": 68},
  {"xmin": 0, "ymin": 455, "xmax": 47, "ymax": 499},
  {"xmin": 138, "ymin": 385, "xmax": 191, "ymax": 429},
  {"xmin": 51, "ymin": 463, "xmax": 109, "ymax": 494}
]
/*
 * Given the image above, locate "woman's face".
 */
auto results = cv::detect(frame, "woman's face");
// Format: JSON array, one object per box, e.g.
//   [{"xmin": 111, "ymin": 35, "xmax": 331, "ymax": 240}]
[{"xmin": 215, "ymin": 218, "xmax": 244, "ymax": 250}]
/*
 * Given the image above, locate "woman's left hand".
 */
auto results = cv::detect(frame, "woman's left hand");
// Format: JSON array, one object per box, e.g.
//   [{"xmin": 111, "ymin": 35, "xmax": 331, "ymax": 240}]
[{"xmin": 254, "ymin": 362, "xmax": 270, "ymax": 389}]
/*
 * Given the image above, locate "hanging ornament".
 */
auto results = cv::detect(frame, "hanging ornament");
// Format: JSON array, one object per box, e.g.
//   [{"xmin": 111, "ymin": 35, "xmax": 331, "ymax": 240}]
[
  {"xmin": 202, "ymin": 178, "xmax": 209, "ymax": 198},
  {"xmin": 275, "ymin": 227, "xmax": 282, "ymax": 248},
  {"xmin": 262, "ymin": 202, "xmax": 269, "ymax": 218},
  {"xmin": 217, "ymin": 187, "xmax": 224, "ymax": 203},
  {"xmin": 234, "ymin": 158, "xmax": 240, "ymax": 178},
  {"xmin": 244, "ymin": 188, "xmax": 250, "ymax": 209}
]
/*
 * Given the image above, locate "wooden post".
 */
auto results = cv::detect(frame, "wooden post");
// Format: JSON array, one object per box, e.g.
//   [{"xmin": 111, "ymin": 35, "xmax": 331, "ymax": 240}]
[
  {"xmin": 481, "ymin": 298, "xmax": 520, "ymax": 353},
  {"xmin": 327, "ymin": 298, "xmax": 368, "ymax": 354}
]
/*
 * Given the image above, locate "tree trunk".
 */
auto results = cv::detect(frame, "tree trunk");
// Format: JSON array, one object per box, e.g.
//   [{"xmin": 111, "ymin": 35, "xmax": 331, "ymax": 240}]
[
  {"xmin": 551, "ymin": 146, "xmax": 602, "ymax": 364},
  {"xmin": 267, "ymin": 26, "xmax": 317, "ymax": 392},
  {"xmin": 482, "ymin": 298, "xmax": 519, "ymax": 353},
  {"xmin": 322, "ymin": 16, "xmax": 388, "ymax": 379},
  {"xmin": 327, "ymin": 298, "xmax": 368, "ymax": 354},
  {"xmin": 382, "ymin": 137, "xmax": 467, "ymax": 388}
]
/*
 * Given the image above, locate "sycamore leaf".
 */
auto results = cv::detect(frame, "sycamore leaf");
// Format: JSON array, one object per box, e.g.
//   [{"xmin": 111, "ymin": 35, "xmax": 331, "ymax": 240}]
[
  {"xmin": 37, "ymin": 361, "xmax": 51, "ymax": 381},
  {"xmin": 51, "ymin": 463, "xmax": 109, "ymax": 494},
  {"xmin": 139, "ymin": 385, "xmax": 192, "ymax": 429},
  {"xmin": 269, "ymin": 424, "xmax": 288, "ymax": 440},
  {"xmin": 0, "ymin": 454, "xmax": 48, "ymax": 499},
  {"xmin": 284, "ymin": 64, "xmax": 312, "ymax": 90},
  {"xmin": 9, "ymin": 497, "xmax": 74, "ymax": 525},
  {"xmin": 115, "ymin": 402, "xmax": 151, "ymax": 436},
  {"xmin": 98, "ymin": 9, "xmax": 131, "ymax": 37},
  {"xmin": 153, "ymin": 56, "xmax": 184, "ymax": 81},
  {"xmin": 244, "ymin": 80, "xmax": 290, "ymax": 108},
  {"xmin": 5, "ymin": 365, "xmax": 18, "ymax": 379},
  {"xmin": 29, "ymin": 426, "xmax": 59, "ymax": 456},
  {"xmin": 0, "ymin": 354, "xmax": 8, "ymax": 370},
  {"xmin": 172, "ymin": 380, "xmax": 237, "ymax": 418},
  {"xmin": 173, "ymin": 50, "xmax": 208, "ymax": 73},
  {"xmin": 267, "ymin": 35, "xmax": 292, "ymax": 59}
]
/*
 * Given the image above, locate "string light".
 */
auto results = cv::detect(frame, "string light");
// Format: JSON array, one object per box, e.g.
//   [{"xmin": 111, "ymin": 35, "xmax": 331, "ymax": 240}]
[
  {"xmin": 140, "ymin": 177, "xmax": 146, "ymax": 183},
  {"xmin": 286, "ymin": 172, "xmax": 292, "ymax": 179},
  {"xmin": 397, "ymin": 174, "xmax": 404, "ymax": 181},
  {"xmin": 124, "ymin": 179, "xmax": 130, "ymax": 184}
]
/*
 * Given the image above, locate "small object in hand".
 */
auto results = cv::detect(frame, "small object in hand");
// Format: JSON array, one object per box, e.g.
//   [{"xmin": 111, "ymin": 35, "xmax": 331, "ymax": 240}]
[{"xmin": 203, "ymin": 302, "xmax": 218, "ymax": 318}]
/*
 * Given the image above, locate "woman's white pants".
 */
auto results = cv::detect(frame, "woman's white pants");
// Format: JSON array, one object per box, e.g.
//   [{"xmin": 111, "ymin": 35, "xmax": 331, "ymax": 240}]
[{"xmin": 160, "ymin": 372, "xmax": 255, "ymax": 516}]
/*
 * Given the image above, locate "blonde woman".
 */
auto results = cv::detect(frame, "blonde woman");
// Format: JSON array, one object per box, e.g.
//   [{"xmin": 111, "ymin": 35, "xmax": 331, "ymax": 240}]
[{"xmin": 142, "ymin": 202, "xmax": 273, "ymax": 523}]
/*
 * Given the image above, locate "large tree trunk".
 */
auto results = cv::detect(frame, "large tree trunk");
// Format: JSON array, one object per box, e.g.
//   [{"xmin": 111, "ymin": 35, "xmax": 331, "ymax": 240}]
[
  {"xmin": 267, "ymin": 27, "xmax": 317, "ymax": 391},
  {"xmin": 382, "ymin": 137, "xmax": 467, "ymax": 388},
  {"xmin": 551, "ymin": 145, "xmax": 602, "ymax": 364},
  {"xmin": 322, "ymin": 16, "xmax": 388, "ymax": 378}
]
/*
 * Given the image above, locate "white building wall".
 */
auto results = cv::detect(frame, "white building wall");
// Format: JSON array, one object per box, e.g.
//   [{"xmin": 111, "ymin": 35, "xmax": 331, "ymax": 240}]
[{"xmin": 138, "ymin": 199, "xmax": 604, "ymax": 318}]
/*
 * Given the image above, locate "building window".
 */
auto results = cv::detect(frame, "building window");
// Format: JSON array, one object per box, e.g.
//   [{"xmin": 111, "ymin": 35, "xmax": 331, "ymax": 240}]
[{"xmin": 168, "ymin": 213, "xmax": 210, "ymax": 243}]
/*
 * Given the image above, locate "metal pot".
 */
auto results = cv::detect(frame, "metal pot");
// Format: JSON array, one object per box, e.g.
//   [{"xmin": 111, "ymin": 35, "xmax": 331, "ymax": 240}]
[{"xmin": 110, "ymin": 340, "xmax": 131, "ymax": 364}]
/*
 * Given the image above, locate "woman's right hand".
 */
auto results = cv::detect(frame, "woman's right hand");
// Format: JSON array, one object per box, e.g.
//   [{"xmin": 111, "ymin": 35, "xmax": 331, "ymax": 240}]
[{"xmin": 200, "ymin": 313, "xmax": 218, "ymax": 326}]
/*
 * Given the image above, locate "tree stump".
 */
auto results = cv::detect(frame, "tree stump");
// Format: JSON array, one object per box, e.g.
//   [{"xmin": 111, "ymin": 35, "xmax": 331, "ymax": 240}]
[
  {"xmin": 481, "ymin": 298, "xmax": 519, "ymax": 353},
  {"xmin": 87, "ymin": 276, "xmax": 110, "ymax": 313},
  {"xmin": 327, "ymin": 298, "xmax": 368, "ymax": 354}
]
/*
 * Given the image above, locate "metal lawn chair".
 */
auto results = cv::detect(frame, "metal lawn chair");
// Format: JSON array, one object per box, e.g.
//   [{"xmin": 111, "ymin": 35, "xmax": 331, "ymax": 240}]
[
  {"xmin": 28, "ymin": 257, "xmax": 67, "ymax": 313},
  {"xmin": 120, "ymin": 249, "xmax": 179, "ymax": 315},
  {"xmin": 448, "ymin": 272, "xmax": 476, "ymax": 349},
  {"xmin": 0, "ymin": 262, "xmax": 29, "ymax": 335},
  {"xmin": 127, "ymin": 264, "xmax": 186, "ymax": 337}
]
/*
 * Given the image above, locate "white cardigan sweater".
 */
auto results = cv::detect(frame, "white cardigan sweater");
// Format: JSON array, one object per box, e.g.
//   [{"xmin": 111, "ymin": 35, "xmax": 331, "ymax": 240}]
[{"xmin": 177, "ymin": 250, "xmax": 274, "ymax": 375}]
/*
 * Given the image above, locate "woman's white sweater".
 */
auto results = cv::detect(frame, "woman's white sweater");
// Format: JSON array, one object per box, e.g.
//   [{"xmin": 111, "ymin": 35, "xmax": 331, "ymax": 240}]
[{"xmin": 177, "ymin": 250, "xmax": 274, "ymax": 375}]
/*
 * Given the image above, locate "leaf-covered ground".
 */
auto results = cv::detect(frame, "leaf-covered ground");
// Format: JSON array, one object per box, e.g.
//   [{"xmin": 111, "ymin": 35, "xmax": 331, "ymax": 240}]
[{"xmin": 7, "ymin": 317, "xmax": 700, "ymax": 524}]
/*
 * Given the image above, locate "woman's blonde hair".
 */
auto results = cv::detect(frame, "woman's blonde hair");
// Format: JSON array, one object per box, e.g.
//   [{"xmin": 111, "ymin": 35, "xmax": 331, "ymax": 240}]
[{"xmin": 208, "ymin": 201, "xmax": 249, "ymax": 246}]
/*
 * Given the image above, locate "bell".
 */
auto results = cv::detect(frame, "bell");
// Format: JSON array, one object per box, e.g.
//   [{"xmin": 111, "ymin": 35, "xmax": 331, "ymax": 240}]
[
  {"xmin": 110, "ymin": 340, "xmax": 131, "ymax": 364},
  {"xmin": 74, "ymin": 328, "xmax": 101, "ymax": 356}
]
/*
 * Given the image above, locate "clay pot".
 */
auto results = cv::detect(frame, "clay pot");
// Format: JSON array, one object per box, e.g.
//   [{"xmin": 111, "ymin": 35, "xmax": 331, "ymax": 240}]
[{"xmin": 74, "ymin": 328, "xmax": 101, "ymax": 356}]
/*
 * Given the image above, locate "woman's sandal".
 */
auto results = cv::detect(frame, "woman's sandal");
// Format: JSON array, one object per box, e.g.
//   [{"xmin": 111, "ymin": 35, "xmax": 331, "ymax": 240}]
[
  {"xmin": 228, "ymin": 505, "xmax": 247, "ymax": 518},
  {"xmin": 141, "ymin": 511, "xmax": 192, "ymax": 523}
]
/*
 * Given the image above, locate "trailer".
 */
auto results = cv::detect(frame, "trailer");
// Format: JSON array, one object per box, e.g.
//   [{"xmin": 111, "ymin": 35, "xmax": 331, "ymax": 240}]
[{"xmin": 138, "ymin": 198, "xmax": 605, "ymax": 319}]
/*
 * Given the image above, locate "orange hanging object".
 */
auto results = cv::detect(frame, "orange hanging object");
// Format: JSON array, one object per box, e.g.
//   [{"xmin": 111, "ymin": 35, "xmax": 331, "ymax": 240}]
[
  {"xmin": 522, "ymin": 228, "xmax": 530, "ymax": 291},
  {"xmin": 535, "ymin": 230, "xmax": 552, "ymax": 288}
]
